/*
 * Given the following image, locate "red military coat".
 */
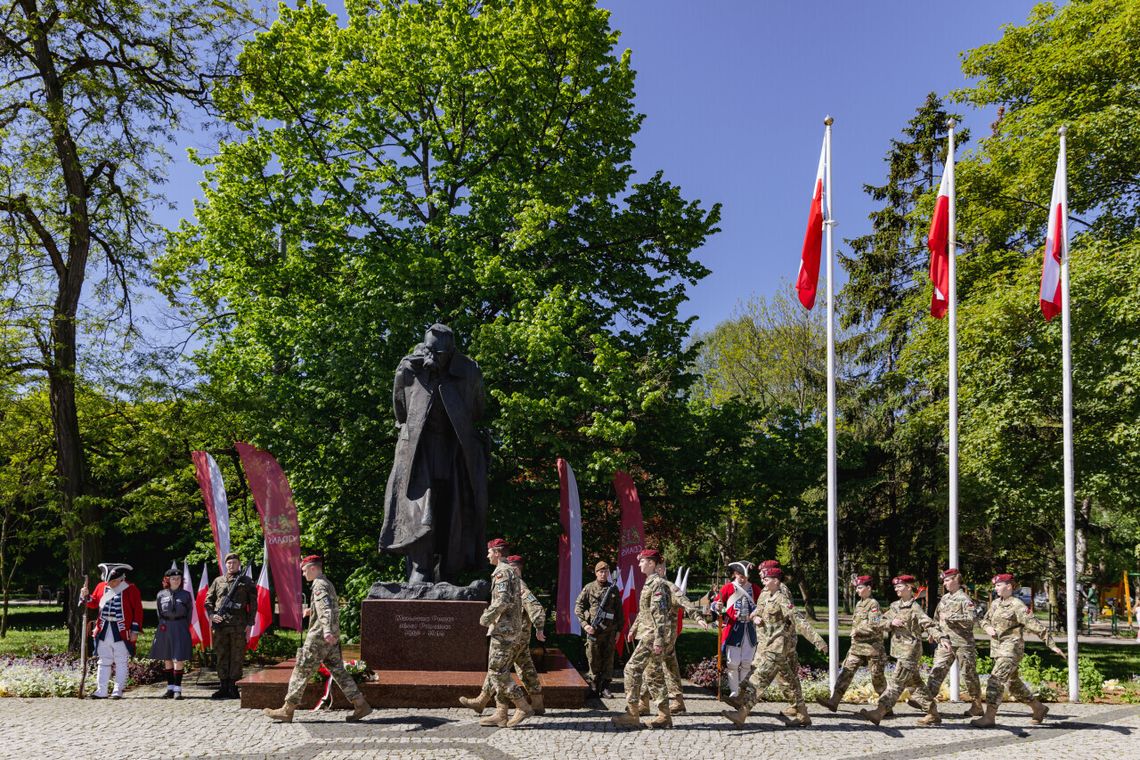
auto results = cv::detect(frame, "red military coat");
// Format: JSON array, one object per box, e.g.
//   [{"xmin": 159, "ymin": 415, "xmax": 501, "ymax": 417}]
[
  {"xmin": 717, "ymin": 581, "xmax": 762, "ymax": 647},
  {"xmin": 86, "ymin": 581, "xmax": 143, "ymax": 642}
]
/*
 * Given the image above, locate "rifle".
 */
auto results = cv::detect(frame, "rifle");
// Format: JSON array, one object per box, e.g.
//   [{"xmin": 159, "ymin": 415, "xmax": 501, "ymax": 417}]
[
  {"xmin": 589, "ymin": 584, "xmax": 618, "ymax": 638},
  {"xmin": 210, "ymin": 572, "xmax": 245, "ymax": 630},
  {"xmin": 77, "ymin": 562, "xmax": 90, "ymax": 699}
]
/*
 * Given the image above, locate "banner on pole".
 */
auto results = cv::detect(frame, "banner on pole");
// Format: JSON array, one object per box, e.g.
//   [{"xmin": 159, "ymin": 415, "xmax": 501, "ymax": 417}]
[
  {"xmin": 613, "ymin": 470, "xmax": 646, "ymax": 656},
  {"xmin": 556, "ymin": 458, "xmax": 583, "ymax": 635},
  {"xmin": 191, "ymin": 451, "xmax": 232, "ymax": 570}
]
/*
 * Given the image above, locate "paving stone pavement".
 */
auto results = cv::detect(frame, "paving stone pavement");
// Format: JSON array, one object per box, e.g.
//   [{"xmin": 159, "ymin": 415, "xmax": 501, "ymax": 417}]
[{"xmin": 0, "ymin": 679, "xmax": 1136, "ymax": 760}]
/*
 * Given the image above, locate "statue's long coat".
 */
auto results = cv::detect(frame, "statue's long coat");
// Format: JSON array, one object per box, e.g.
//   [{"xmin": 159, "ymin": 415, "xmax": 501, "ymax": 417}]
[{"xmin": 378, "ymin": 347, "xmax": 488, "ymax": 577}]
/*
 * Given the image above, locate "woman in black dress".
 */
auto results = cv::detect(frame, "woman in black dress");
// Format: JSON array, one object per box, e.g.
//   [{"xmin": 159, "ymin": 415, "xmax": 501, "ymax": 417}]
[{"xmin": 150, "ymin": 568, "xmax": 194, "ymax": 698}]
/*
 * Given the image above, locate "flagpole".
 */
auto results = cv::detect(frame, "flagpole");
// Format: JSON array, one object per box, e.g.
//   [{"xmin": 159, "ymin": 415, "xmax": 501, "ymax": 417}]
[
  {"xmin": 946, "ymin": 119, "xmax": 961, "ymax": 703},
  {"xmin": 1059, "ymin": 125, "xmax": 1078, "ymax": 703},
  {"xmin": 824, "ymin": 115, "xmax": 838, "ymax": 691}
]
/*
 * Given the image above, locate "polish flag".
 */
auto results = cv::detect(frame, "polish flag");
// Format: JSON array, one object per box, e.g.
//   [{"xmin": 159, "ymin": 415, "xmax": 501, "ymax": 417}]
[
  {"xmin": 674, "ymin": 566, "xmax": 690, "ymax": 636},
  {"xmin": 555, "ymin": 458, "xmax": 583, "ymax": 635},
  {"xmin": 195, "ymin": 562, "xmax": 212, "ymax": 650},
  {"xmin": 247, "ymin": 547, "xmax": 272, "ymax": 650},
  {"xmin": 184, "ymin": 561, "xmax": 204, "ymax": 647},
  {"xmin": 617, "ymin": 565, "xmax": 638, "ymax": 657},
  {"xmin": 796, "ymin": 137, "xmax": 826, "ymax": 310},
  {"xmin": 927, "ymin": 164, "xmax": 952, "ymax": 319},
  {"xmin": 1040, "ymin": 150, "xmax": 1067, "ymax": 320}
]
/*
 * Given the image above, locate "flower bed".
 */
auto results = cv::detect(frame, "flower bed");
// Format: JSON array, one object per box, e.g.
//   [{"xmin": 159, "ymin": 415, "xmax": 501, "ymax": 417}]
[{"xmin": 0, "ymin": 649, "xmax": 166, "ymax": 698}]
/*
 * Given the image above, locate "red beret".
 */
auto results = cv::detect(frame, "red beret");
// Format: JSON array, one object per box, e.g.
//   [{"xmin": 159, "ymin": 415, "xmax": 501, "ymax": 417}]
[
  {"xmin": 991, "ymin": 573, "xmax": 1015, "ymax": 584},
  {"xmin": 506, "ymin": 555, "xmax": 522, "ymax": 564},
  {"xmin": 300, "ymin": 554, "xmax": 322, "ymax": 568},
  {"xmin": 637, "ymin": 549, "xmax": 662, "ymax": 562},
  {"xmin": 853, "ymin": 575, "xmax": 873, "ymax": 587},
  {"xmin": 761, "ymin": 567, "xmax": 783, "ymax": 579},
  {"xmin": 487, "ymin": 538, "xmax": 509, "ymax": 550},
  {"xmin": 759, "ymin": 559, "xmax": 781, "ymax": 569},
  {"xmin": 941, "ymin": 568, "xmax": 960, "ymax": 579},
  {"xmin": 892, "ymin": 574, "xmax": 917, "ymax": 585}
]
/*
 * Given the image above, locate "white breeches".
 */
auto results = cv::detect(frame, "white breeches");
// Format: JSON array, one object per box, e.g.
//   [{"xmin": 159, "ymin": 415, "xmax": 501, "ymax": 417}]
[
  {"xmin": 95, "ymin": 628, "xmax": 130, "ymax": 696},
  {"xmin": 724, "ymin": 640, "xmax": 757, "ymax": 696}
]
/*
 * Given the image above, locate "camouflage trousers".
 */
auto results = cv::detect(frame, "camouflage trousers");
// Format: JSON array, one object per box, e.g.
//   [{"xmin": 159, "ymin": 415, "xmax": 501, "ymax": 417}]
[
  {"xmin": 986, "ymin": 653, "xmax": 1036, "ymax": 709},
  {"xmin": 925, "ymin": 643, "xmax": 982, "ymax": 702},
  {"xmin": 740, "ymin": 651, "xmax": 802, "ymax": 710},
  {"xmin": 641, "ymin": 639, "xmax": 683, "ymax": 700},
  {"xmin": 585, "ymin": 632, "xmax": 617, "ymax": 692},
  {"xmin": 623, "ymin": 638, "xmax": 667, "ymax": 708},
  {"xmin": 876, "ymin": 659, "xmax": 933, "ymax": 711},
  {"xmin": 213, "ymin": 626, "xmax": 247, "ymax": 681},
  {"xmin": 486, "ymin": 635, "xmax": 525, "ymax": 702},
  {"xmin": 491, "ymin": 637, "xmax": 542, "ymax": 707},
  {"xmin": 284, "ymin": 637, "xmax": 361, "ymax": 705},
  {"xmin": 776, "ymin": 646, "xmax": 801, "ymax": 703},
  {"xmin": 832, "ymin": 649, "xmax": 888, "ymax": 698}
]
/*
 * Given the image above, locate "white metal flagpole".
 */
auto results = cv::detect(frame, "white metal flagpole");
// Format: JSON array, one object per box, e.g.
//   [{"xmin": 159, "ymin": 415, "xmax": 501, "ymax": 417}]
[
  {"xmin": 946, "ymin": 120, "xmax": 960, "ymax": 703},
  {"xmin": 824, "ymin": 115, "xmax": 839, "ymax": 691},
  {"xmin": 1059, "ymin": 125, "xmax": 1079, "ymax": 703}
]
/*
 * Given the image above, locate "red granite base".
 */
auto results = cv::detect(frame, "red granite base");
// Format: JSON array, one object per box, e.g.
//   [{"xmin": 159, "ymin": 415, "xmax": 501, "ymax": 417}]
[{"xmin": 238, "ymin": 648, "xmax": 589, "ymax": 710}]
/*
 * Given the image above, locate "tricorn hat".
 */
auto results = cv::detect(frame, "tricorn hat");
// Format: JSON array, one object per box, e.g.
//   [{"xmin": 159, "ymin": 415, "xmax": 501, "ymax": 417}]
[{"xmin": 98, "ymin": 563, "xmax": 132, "ymax": 581}]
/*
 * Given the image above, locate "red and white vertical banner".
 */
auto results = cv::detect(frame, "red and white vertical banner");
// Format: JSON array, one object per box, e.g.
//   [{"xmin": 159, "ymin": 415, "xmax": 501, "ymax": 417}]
[
  {"xmin": 927, "ymin": 153, "xmax": 953, "ymax": 320},
  {"xmin": 555, "ymin": 458, "xmax": 583, "ymax": 635},
  {"xmin": 613, "ymin": 470, "xmax": 646, "ymax": 656},
  {"xmin": 795, "ymin": 136, "xmax": 826, "ymax": 310},
  {"xmin": 235, "ymin": 442, "xmax": 304, "ymax": 631},
  {"xmin": 191, "ymin": 451, "xmax": 232, "ymax": 570},
  {"xmin": 194, "ymin": 562, "xmax": 211, "ymax": 649},
  {"xmin": 247, "ymin": 544, "xmax": 272, "ymax": 650},
  {"xmin": 183, "ymin": 560, "xmax": 203, "ymax": 647},
  {"xmin": 1040, "ymin": 142, "xmax": 1068, "ymax": 321}
]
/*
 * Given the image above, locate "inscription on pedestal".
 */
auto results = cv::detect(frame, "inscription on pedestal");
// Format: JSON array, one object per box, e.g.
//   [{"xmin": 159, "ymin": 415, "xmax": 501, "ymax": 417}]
[{"xmin": 361, "ymin": 599, "xmax": 489, "ymax": 671}]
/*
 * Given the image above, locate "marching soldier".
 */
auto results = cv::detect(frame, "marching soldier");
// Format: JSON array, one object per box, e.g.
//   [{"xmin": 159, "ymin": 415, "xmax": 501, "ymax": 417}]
[
  {"xmin": 925, "ymin": 568, "xmax": 984, "ymax": 719},
  {"xmin": 856, "ymin": 574, "xmax": 951, "ymax": 726},
  {"xmin": 761, "ymin": 559, "xmax": 818, "ymax": 719},
  {"xmin": 639, "ymin": 559, "xmax": 708, "ymax": 721},
  {"xmin": 574, "ymin": 560, "xmax": 622, "ymax": 698},
  {"xmin": 713, "ymin": 561, "xmax": 761, "ymax": 702},
  {"xmin": 816, "ymin": 575, "xmax": 889, "ymax": 713},
  {"xmin": 612, "ymin": 549, "xmax": 671, "ymax": 729},
  {"xmin": 721, "ymin": 566, "xmax": 826, "ymax": 728},
  {"xmin": 972, "ymin": 572, "xmax": 1064, "ymax": 728},
  {"xmin": 204, "ymin": 552, "xmax": 259, "ymax": 699},
  {"xmin": 465, "ymin": 539, "xmax": 533, "ymax": 728},
  {"xmin": 265, "ymin": 555, "xmax": 373, "ymax": 723}
]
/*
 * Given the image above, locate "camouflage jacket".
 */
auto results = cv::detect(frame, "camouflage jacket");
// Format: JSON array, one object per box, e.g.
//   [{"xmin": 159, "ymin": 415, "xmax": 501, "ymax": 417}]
[
  {"xmin": 849, "ymin": 596, "xmax": 886, "ymax": 656},
  {"xmin": 635, "ymin": 577, "xmax": 703, "ymax": 646},
  {"xmin": 480, "ymin": 561, "xmax": 523, "ymax": 641},
  {"xmin": 885, "ymin": 598, "xmax": 947, "ymax": 665},
  {"xmin": 574, "ymin": 580, "xmax": 622, "ymax": 637},
  {"xmin": 754, "ymin": 589, "xmax": 825, "ymax": 657},
  {"xmin": 204, "ymin": 572, "xmax": 259, "ymax": 628},
  {"xmin": 518, "ymin": 578, "xmax": 546, "ymax": 642},
  {"xmin": 983, "ymin": 596, "xmax": 1055, "ymax": 658},
  {"xmin": 306, "ymin": 575, "xmax": 340, "ymax": 641},
  {"xmin": 935, "ymin": 589, "xmax": 977, "ymax": 647},
  {"xmin": 633, "ymin": 574, "xmax": 671, "ymax": 649}
]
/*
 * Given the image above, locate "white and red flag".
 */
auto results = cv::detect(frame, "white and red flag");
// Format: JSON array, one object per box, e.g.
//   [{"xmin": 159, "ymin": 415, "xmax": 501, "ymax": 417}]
[
  {"xmin": 247, "ymin": 545, "xmax": 272, "ymax": 650},
  {"xmin": 194, "ymin": 562, "xmax": 212, "ymax": 649},
  {"xmin": 183, "ymin": 560, "xmax": 204, "ymax": 647},
  {"xmin": 555, "ymin": 458, "xmax": 583, "ymax": 635},
  {"xmin": 796, "ymin": 137, "xmax": 827, "ymax": 310},
  {"xmin": 1040, "ymin": 149, "xmax": 1068, "ymax": 320},
  {"xmin": 191, "ymin": 451, "xmax": 232, "ymax": 570},
  {"xmin": 613, "ymin": 470, "xmax": 646, "ymax": 656},
  {"xmin": 927, "ymin": 163, "xmax": 953, "ymax": 319}
]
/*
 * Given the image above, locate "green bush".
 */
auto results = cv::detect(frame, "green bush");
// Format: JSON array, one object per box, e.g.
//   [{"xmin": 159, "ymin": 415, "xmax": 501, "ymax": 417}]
[
  {"xmin": 1079, "ymin": 657, "xmax": 1104, "ymax": 699},
  {"xmin": 975, "ymin": 655, "xmax": 993, "ymax": 675}
]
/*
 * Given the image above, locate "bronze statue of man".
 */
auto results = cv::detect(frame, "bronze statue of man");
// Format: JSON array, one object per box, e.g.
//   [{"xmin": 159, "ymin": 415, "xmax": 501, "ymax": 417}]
[{"xmin": 379, "ymin": 324, "xmax": 488, "ymax": 583}]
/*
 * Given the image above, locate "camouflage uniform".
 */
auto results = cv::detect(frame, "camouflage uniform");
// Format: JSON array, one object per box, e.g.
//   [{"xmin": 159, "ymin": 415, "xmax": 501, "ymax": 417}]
[
  {"xmin": 739, "ymin": 589, "xmax": 825, "ymax": 710},
  {"xmin": 643, "ymin": 578, "xmax": 704, "ymax": 702},
  {"xmin": 574, "ymin": 579, "xmax": 622, "ymax": 694},
  {"xmin": 204, "ymin": 571, "xmax": 259, "ymax": 686},
  {"xmin": 925, "ymin": 588, "xmax": 982, "ymax": 703},
  {"xmin": 621, "ymin": 574, "xmax": 670, "ymax": 712},
  {"xmin": 284, "ymin": 574, "xmax": 362, "ymax": 705},
  {"xmin": 491, "ymin": 578, "xmax": 545, "ymax": 708},
  {"xmin": 479, "ymin": 560, "xmax": 526, "ymax": 702},
  {"xmin": 982, "ymin": 596, "xmax": 1057, "ymax": 710},
  {"xmin": 873, "ymin": 598, "xmax": 947, "ymax": 712},
  {"xmin": 831, "ymin": 596, "xmax": 888, "ymax": 699},
  {"xmin": 774, "ymin": 581, "xmax": 804, "ymax": 704}
]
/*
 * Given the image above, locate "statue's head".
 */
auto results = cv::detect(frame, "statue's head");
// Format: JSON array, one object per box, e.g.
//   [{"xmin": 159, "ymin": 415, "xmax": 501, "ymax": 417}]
[{"xmin": 423, "ymin": 323, "xmax": 456, "ymax": 371}]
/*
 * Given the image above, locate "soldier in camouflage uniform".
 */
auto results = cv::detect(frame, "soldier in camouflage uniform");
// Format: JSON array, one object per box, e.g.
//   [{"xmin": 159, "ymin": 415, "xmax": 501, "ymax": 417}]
[
  {"xmin": 612, "ymin": 549, "xmax": 671, "ymax": 730},
  {"xmin": 972, "ymin": 572, "xmax": 1064, "ymax": 728},
  {"xmin": 722, "ymin": 566, "xmax": 826, "ymax": 728},
  {"xmin": 816, "ymin": 575, "xmax": 889, "ymax": 713},
  {"xmin": 856, "ymin": 574, "xmax": 951, "ymax": 726},
  {"xmin": 265, "ymin": 555, "xmax": 372, "ymax": 723},
  {"xmin": 204, "ymin": 552, "xmax": 259, "ymax": 699},
  {"xmin": 924, "ymin": 568, "xmax": 984, "ymax": 720},
  {"xmin": 574, "ymin": 560, "xmax": 622, "ymax": 698},
  {"xmin": 638, "ymin": 560, "xmax": 708, "ymax": 721},
  {"xmin": 467, "ymin": 539, "xmax": 533, "ymax": 728}
]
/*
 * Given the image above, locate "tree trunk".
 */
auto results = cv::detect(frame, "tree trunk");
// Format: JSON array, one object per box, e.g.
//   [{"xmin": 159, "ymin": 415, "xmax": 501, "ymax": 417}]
[{"xmin": 796, "ymin": 575, "xmax": 816, "ymax": 621}]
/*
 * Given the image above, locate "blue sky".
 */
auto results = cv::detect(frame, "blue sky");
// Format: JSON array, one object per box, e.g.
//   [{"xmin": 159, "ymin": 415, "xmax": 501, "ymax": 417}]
[{"xmin": 156, "ymin": 1, "xmax": 1046, "ymax": 337}]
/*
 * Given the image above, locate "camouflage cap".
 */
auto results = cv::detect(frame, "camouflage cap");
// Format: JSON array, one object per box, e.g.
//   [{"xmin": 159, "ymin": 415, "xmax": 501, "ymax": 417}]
[{"xmin": 594, "ymin": 561, "xmax": 610, "ymax": 572}]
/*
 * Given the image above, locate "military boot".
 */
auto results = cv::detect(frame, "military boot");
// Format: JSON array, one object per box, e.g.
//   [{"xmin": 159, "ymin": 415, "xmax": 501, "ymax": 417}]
[
  {"xmin": 906, "ymin": 697, "xmax": 924, "ymax": 711},
  {"xmin": 610, "ymin": 703, "xmax": 644, "ymax": 729},
  {"xmin": 970, "ymin": 703, "xmax": 998, "ymax": 728},
  {"xmin": 210, "ymin": 679, "xmax": 230, "ymax": 700},
  {"xmin": 781, "ymin": 704, "xmax": 799, "ymax": 718},
  {"xmin": 264, "ymin": 702, "xmax": 296, "ymax": 723},
  {"xmin": 916, "ymin": 704, "xmax": 941, "ymax": 726},
  {"xmin": 960, "ymin": 698, "xmax": 985, "ymax": 718},
  {"xmin": 529, "ymin": 692, "xmax": 545, "ymax": 716},
  {"xmin": 1028, "ymin": 700, "xmax": 1049, "ymax": 724},
  {"xmin": 856, "ymin": 704, "xmax": 888, "ymax": 726},
  {"xmin": 721, "ymin": 703, "xmax": 752, "ymax": 727},
  {"xmin": 668, "ymin": 696, "xmax": 686, "ymax": 715},
  {"xmin": 815, "ymin": 692, "xmax": 839, "ymax": 713},
  {"xmin": 785, "ymin": 703, "xmax": 811, "ymax": 727},
  {"xmin": 479, "ymin": 704, "xmax": 510, "ymax": 727},
  {"xmin": 506, "ymin": 696, "xmax": 534, "ymax": 728},
  {"xmin": 346, "ymin": 694, "xmax": 373, "ymax": 722},
  {"xmin": 459, "ymin": 691, "xmax": 492, "ymax": 714},
  {"xmin": 638, "ymin": 693, "xmax": 651, "ymax": 713},
  {"xmin": 228, "ymin": 680, "xmax": 242, "ymax": 700}
]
